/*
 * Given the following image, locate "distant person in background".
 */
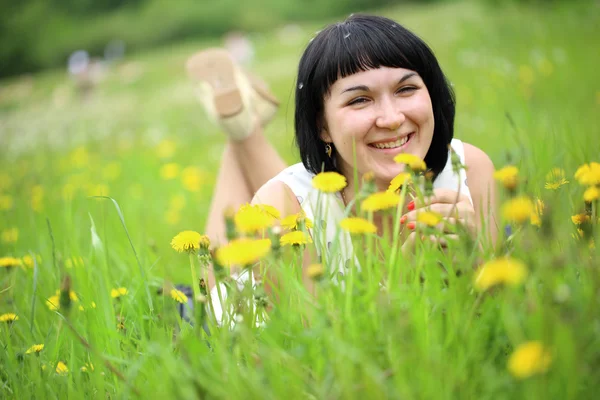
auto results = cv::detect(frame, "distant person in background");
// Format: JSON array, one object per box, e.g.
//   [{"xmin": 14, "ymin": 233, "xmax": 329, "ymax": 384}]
[
  {"xmin": 67, "ymin": 49, "xmax": 105, "ymax": 99},
  {"xmin": 186, "ymin": 14, "xmax": 498, "ymax": 295}
]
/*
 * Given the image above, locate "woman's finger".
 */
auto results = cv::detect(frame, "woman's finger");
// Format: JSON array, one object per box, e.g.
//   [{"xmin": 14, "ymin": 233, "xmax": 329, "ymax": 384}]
[{"xmin": 409, "ymin": 189, "xmax": 470, "ymax": 209}]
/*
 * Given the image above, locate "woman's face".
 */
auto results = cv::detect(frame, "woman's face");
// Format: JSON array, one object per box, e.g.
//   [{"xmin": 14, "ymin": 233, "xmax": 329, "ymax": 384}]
[{"xmin": 321, "ymin": 67, "xmax": 434, "ymax": 189}]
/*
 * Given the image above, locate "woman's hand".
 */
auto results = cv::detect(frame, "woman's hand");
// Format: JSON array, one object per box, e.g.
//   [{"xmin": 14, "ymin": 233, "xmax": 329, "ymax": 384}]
[{"xmin": 400, "ymin": 188, "xmax": 476, "ymax": 252}]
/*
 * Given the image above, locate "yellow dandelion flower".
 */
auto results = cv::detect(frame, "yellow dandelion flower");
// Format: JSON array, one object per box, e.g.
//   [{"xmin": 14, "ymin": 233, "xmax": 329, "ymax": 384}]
[
  {"xmin": 362, "ymin": 171, "xmax": 375, "ymax": 182},
  {"xmin": 575, "ymin": 162, "xmax": 600, "ymax": 186},
  {"xmin": 312, "ymin": 171, "xmax": 347, "ymax": 193},
  {"xmin": 156, "ymin": 139, "xmax": 177, "ymax": 159},
  {"xmin": 80, "ymin": 363, "xmax": 94, "ymax": 373},
  {"xmin": 393, "ymin": 153, "xmax": 427, "ymax": 172},
  {"xmin": 25, "ymin": 344, "xmax": 44, "ymax": 354},
  {"xmin": 531, "ymin": 198, "xmax": 544, "ymax": 227},
  {"xmin": 1, "ymin": 227, "xmax": 19, "ymax": 244},
  {"xmin": 502, "ymin": 196, "xmax": 534, "ymax": 224},
  {"xmin": 474, "ymin": 258, "xmax": 528, "ymax": 291},
  {"xmin": 388, "ymin": 172, "xmax": 412, "ymax": 193},
  {"xmin": 508, "ymin": 341, "xmax": 552, "ymax": 379},
  {"xmin": 160, "ymin": 163, "xmax": 180, "ymax": 180},
  {"xmin": 253, "ymin": 204, "xmax": 281, "ymax": 219},
  {"xmin": 70, "ymin": 146, "xmax": 90, "ymax": 168},
  {"xmin": 572, "ymin": 228, "xmax": 585, "ymax": 240},
  {"xmin": 22, "ymin": 254, "xmax": 42, "ymax": 268},
  {"xmin": 170, "ymin": 289, "xmax": 188, "ymax": 304},
  {"xmin": 306, "ymin": 263, "xmax": 324, "ymax": 280},
  {"xmin": 494, "ymin": 166, "xmax": 519, "ymax": 190},
  {"xmin": 340, "ymin": 217, "xmax": 377, "ymax": 235},
  {"xmin": 110, "ymin": 287, "xmax": 128, "ymax": 298},
  {"xmin": 46, "ymin": 295, "xmax": 60, "ymax": 311},
  {"xmin": 571, "ymin": 213, "xmax": 590, "ymax": 225},
  {"xmin": 56, "ymin": 361, "xmax": 69, "ymax": 375},
  {"xmin": 0, "ymin": 313, "xmax": 18, "ymax": 323},
  {"xmin": 215, "ymin": 238, "xmax": 272, "ymax": 267},
  {"xmin": 0, "ymin": 194, "xmax": 14, "ymax": 211},
  {"xmin": 361, "ymin": 191, "xmax": 401, "ymax": 212},
  {"xmin": 280, "ymin": 230, "xmax": 313, "ymax": 246},
  {"xmin": 0, "ymin": 257, "xmax": 22, "ymax": 268},
  {"xmin": 170, "ymin": 230, "xmax": 208, "ymax": 253},
  {"xmin": 102, "ymin": 162, "xmax": 122, "ymax": 182},
  {"xmin": 181, "ymin": 166, "xmax": 205, "ymax": 192},
  {"xmin": 45, "ymin": 289, "xmax": 80, "ymax": 311},
  {"xmin": 65, "ymin": 256, "xmax": 84, "ymax": 269},
  {"xmin": 544, "ymin": 168, "xmax": 569, "ymax": 190},
  {"xmin": 584, "ymin": 186, "xmax": 599, "ymax": 202},
  {"xmin": 234, "ymin": 204, "xmax": 276, "ymax": 234},
  {"xmin": 280, "ymin": 212, "xmax": 314, "ymax": 230},
  {"xmin": 417, "ymin": 211, "xmax": 443, "ymax": 227},
  {"xmin": 56, "ymin": 289, "xmax": 79, "ymax": 303}
]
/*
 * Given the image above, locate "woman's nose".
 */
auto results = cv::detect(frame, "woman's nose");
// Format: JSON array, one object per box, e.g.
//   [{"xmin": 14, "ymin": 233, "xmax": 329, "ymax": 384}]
[{"xmin": 375, "ymin": 99, "xmax": 405, "ymax": 130}]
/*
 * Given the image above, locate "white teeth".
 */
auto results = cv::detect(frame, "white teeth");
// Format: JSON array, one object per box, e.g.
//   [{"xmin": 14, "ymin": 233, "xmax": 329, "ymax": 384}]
[{"xmin": 372, "ymin": 135, "xmax": 409, "ymax": 149}]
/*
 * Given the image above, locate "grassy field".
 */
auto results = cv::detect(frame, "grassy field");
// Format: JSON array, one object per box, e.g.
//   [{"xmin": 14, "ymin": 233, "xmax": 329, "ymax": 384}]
[{"xmin": 1, "ymin": 0, "xmax": 599, "ymax": 398}]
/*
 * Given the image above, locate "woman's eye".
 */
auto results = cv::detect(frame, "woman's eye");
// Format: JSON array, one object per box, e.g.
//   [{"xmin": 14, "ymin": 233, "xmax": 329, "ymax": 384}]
[
  {"xmin": 347, "ymin": 97, "xmax": 369, "ymax": 106},
  {"xmin": 397, "ymin": 86, "xmax": 417, "ymax": 94}
]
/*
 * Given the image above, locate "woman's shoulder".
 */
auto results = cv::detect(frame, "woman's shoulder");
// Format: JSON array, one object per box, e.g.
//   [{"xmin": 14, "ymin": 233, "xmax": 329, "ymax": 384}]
[
  {"xmin": 251, "ymin": 164, "xmax": 307, "ymax": 216},
  {"xmin": 460, "ymin": 142, "xmax": 495, "ymax": 171}
]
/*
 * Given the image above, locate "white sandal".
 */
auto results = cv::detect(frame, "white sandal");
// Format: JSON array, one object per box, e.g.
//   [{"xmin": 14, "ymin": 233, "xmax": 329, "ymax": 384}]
[{"xmin": 186, "ymin": 48, "xmax": 279, "ymax": 140}]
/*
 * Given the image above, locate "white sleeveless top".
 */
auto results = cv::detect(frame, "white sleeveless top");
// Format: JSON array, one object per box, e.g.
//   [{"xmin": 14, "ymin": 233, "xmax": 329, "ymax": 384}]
[{"xmin": 268, "ymin": 138, "xmax": 472, "ymax": 270}]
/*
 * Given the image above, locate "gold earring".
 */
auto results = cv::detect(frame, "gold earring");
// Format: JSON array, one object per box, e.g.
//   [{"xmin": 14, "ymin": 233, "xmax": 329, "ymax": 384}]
[{"xmin": 325, "ymin": 143, "xmax": 332, "ymax": 158}]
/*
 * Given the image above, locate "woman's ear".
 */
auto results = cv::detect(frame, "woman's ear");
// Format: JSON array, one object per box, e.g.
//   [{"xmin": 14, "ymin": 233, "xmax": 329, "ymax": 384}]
[{"xmin": 319, "ymin": 120, "xmax": 332, "ymax": 142}]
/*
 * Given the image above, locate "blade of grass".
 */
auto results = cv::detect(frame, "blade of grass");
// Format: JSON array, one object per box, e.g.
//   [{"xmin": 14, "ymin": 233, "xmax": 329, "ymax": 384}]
[{"xmin": 90, "ymin": 196, "xmax": 154, "ymax": 313}]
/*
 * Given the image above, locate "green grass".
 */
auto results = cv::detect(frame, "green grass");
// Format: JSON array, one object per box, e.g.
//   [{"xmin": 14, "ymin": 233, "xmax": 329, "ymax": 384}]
[{"xmin": 1, "ymin": 0, "xmax": 599, "ymax": 398}]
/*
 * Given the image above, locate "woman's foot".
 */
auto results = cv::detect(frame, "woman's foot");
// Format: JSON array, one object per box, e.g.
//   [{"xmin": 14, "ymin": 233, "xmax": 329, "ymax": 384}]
[{"xmin": 186, "ymin": 48, "xmax": 279, "ymax": 140}]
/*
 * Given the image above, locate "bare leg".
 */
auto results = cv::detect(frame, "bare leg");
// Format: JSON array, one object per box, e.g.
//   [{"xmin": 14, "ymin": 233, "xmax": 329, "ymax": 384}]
[
  {"xmin": 229, "ymin": 123, "xmax": 288, "ymax": 193},
  {"xmin": 204, "ymin": 122, "xmax": 287, "ymax": 240}
]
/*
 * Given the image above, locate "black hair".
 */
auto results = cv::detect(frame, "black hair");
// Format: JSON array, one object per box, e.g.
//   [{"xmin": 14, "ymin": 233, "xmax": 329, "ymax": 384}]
[{"xmin": 294, "ymin": 14, "xmax": 455, "ymax": 179}]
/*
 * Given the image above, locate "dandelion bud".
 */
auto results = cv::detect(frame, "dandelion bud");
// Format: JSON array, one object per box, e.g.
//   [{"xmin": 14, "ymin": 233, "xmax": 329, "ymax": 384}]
[
  {"xmin": 210, "ymin": 249, "xmax": 227, "ymax": 280},
  {"xmin": 198, "ymin": 278, "xmax": 208, "ymax": 296},
  {"xmin": 195, "ymin": 293, "xmax": 207, "ymax": 303},
  {"xmin": 450, "ymin": 146, "xmax": 464, "ymax": 174},
  {"xmin": 494, "ymin": 166, "xmax": 519, "ymax": 193},
  {"xmin": 59, "ymin": 275, "xmax": 72, "ymax": 312},
  {"xmin": 224, "ymin": 206, "xmax": 238, "ymax": 241},
  {"xmin": 306, "ymin": 263, "xmax": 325, "ymax": 280}
]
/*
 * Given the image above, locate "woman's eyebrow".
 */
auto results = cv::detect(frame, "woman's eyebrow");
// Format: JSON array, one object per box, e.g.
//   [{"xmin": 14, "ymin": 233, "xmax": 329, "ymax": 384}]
[
  {"xmin": 340, "ymin": 84, "xmax": 369, "ymax": 94},
  {"xmin": 339, "ymin": 72, "xmax": 418, "ymax": 94}
]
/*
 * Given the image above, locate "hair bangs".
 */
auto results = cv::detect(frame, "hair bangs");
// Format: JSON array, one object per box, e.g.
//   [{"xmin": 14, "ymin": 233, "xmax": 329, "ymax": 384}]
[{"xmin": 312, "ymin": 20, "xmax": 419, "ymax": 99}]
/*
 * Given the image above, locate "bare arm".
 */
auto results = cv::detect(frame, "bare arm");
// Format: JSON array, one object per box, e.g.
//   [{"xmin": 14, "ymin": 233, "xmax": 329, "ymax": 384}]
[{"xmin": 463, "ymin": 142, "xmax": 499, "ymax": 246}]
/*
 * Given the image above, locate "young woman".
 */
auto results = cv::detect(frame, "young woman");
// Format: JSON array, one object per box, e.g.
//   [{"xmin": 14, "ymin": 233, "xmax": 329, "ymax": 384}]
[{"xmin": 186, "ymin": 14, "xmax": 498, "ymax": 291}]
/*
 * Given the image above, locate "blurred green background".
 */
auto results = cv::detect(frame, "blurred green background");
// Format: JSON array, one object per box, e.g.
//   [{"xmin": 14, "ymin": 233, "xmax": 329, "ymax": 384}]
[{"xmin": 0, "ymin": 0, "xmax": 579, "ymax": 78}]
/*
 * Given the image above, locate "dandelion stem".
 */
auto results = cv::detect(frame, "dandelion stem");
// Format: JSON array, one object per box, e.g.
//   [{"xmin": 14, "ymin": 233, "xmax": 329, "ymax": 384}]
[{"xmin": 188, "ymin": 253, "xmax": 200, "ymax": 305}]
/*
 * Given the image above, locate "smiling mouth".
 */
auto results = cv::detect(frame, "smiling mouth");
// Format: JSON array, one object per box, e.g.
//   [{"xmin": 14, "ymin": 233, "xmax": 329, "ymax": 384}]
[{"xmin": 370, "ymin": 133, "xmax": 414, "ymax": 149}]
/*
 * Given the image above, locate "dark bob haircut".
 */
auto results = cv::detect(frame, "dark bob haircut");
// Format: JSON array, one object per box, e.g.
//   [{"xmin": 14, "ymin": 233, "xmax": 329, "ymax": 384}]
[{"xmin": 294, "ymin": 14, "xmax": 456, "ymax": 179}]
